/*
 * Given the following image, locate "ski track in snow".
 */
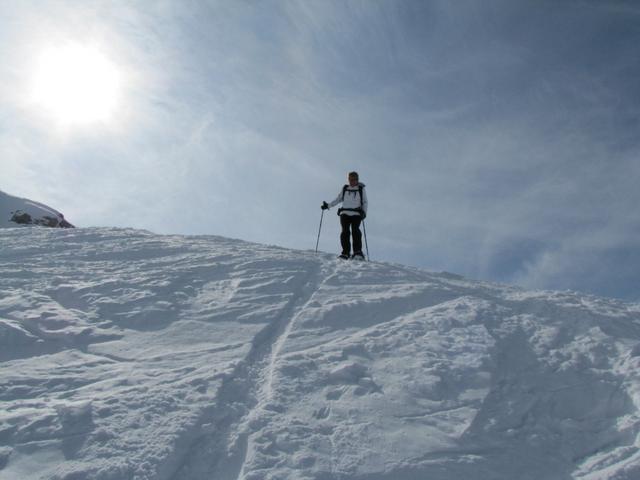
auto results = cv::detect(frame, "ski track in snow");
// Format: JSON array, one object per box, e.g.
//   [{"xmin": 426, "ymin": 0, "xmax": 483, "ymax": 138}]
[
  {"xmin": 168, "ymin": 254, "xmax": 327, "ymax": 480},
  {"xmin": 2, "ymin": 227, "xmax": 640, "ymax": 480}
]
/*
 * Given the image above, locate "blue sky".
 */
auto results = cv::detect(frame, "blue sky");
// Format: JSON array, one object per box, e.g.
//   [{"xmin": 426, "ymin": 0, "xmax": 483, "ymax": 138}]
[{"xmin": 1, "ymin": 0, "xmax": 639, "ymax": 301}]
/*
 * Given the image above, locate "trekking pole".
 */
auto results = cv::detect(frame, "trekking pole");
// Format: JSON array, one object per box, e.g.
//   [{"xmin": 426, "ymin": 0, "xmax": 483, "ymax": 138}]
[
  {"xmin": 315, "ymin": 210, "xmax": 325, "ymax": 253},
  {"xmin": 362, "ymin": 219, "xmax": 370, "ymax": 261}
]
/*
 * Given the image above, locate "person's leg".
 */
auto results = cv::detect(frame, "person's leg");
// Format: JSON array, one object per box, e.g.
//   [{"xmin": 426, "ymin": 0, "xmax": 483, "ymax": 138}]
[
  {"xmin": 340, "ymin": 215, "xmax": 352, "ymax": 255},
  {"xmin": 351, "ymin": 216, "xmax": 363, "ymax": 254}
]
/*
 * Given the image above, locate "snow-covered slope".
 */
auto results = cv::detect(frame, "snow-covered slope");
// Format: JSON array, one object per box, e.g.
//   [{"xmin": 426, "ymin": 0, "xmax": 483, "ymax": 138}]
[
  {"xmin": 0, "ymin": 190, "xmax": 74, "ymax": 228},
  {"xmin": 1, "ymin": 227, "xmax": 640, "ymax": 480}
]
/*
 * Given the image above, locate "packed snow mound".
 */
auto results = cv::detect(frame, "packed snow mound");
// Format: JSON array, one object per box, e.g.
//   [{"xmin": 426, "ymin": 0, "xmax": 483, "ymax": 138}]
[
  {"xmin": 0, "ymin": 190, "xmax": 74, "ymax": 228},
  {"xmin": 1, "ymin": 228, "xmax": 640, "ymax": 480}
]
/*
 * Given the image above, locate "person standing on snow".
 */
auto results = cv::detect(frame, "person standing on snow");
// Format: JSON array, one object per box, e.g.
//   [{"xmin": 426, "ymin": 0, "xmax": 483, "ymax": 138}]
[{"xmin": 321, "ymin": 171, "xmax": 368, "ymax": 260}]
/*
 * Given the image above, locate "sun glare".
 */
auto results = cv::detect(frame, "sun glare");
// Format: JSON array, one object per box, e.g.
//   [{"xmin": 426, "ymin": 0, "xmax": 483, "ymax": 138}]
[{"xmin": 32, "ymin": 44, "xmax": 121, "ymax": 126}]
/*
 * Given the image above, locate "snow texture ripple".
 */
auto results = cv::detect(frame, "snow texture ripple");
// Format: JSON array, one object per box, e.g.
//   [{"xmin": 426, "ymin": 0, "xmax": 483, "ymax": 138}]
[{"xmin": 1, "ymin": 227, "xmax": 640, "ymax": 480}]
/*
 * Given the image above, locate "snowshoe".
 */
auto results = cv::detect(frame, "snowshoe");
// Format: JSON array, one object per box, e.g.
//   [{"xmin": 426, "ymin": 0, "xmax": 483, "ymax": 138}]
[
  {"xmin": 338, "ymin": 253, "xmax": 350, "ymax": 260},
  {"xmin": 351, "ymin": 252, "xmax": 365, "ymax": 261}
]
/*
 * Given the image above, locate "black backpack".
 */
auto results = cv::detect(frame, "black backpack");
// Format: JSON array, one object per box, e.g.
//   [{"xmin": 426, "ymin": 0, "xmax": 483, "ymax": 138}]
[
  {"xmin": 338, "ymin": 183, "xmax": 365, "ymax": 215},
  {"xmin": 341, "ymin": 184, "xmax": 365, "ymax": 204}
]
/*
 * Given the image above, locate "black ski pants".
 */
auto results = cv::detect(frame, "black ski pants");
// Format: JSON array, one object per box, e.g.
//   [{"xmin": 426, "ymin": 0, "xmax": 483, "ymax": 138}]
[{"xmin": 340, "ymin": 214, "xmax": 362, "ymax": 255}]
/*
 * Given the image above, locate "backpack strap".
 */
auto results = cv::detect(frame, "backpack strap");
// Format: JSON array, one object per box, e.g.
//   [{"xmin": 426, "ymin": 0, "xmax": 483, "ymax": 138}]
[
  {"xmin": 338, "ymin": 184, "xmax": 365, "ymax": 216},
  {"xmin": 341, "ymin": 184, "xmax": 364, "ymax": 207}
]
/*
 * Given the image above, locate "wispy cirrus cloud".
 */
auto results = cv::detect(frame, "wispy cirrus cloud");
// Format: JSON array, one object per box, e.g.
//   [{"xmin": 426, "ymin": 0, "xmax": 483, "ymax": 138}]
[{"xmin": 1, "ymin": 0, "xmax": 639, "ymax": 300}]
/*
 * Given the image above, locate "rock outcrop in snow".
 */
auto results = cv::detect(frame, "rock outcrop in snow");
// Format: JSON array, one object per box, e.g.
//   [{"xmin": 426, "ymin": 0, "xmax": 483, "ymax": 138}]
[
  {"xmin": 1, "ymin": 227, "xmax": 640, "ymax": 480},
  {"xmin": 1, "ymin": 190, "xmax": 74, "ymax": 228}
]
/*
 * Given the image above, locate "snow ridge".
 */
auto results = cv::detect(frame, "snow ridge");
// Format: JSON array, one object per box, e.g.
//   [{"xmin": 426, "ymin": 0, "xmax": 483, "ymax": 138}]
[
  {"xmin": 1, "ymin": 227, "xmax": 640, "ymax": 480},
  {"xmin": 0, "ymin": 190, "xmax": 73, "ymax": 228}
]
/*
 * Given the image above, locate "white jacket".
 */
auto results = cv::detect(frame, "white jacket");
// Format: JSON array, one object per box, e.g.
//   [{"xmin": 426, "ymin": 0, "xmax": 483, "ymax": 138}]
[{"xmin": 328, "ymin": 183, "xmax": 368, "ymax": 216}]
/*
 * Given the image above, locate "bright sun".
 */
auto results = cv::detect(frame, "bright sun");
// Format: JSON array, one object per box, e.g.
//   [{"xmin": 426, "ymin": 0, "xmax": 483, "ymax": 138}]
[{"xmin": 32, "ymin": 44, "xmax": 121, "ymax": 126}]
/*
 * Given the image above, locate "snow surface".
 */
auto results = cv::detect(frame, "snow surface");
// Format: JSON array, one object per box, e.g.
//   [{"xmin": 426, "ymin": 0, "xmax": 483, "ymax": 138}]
[
  {"xmin": 2, "ymin": 227, "xmax": 640, "ymax": 480},
  {"xmin": 0, "ymin": 191, "xmax": 72, "ymax": 228}
]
